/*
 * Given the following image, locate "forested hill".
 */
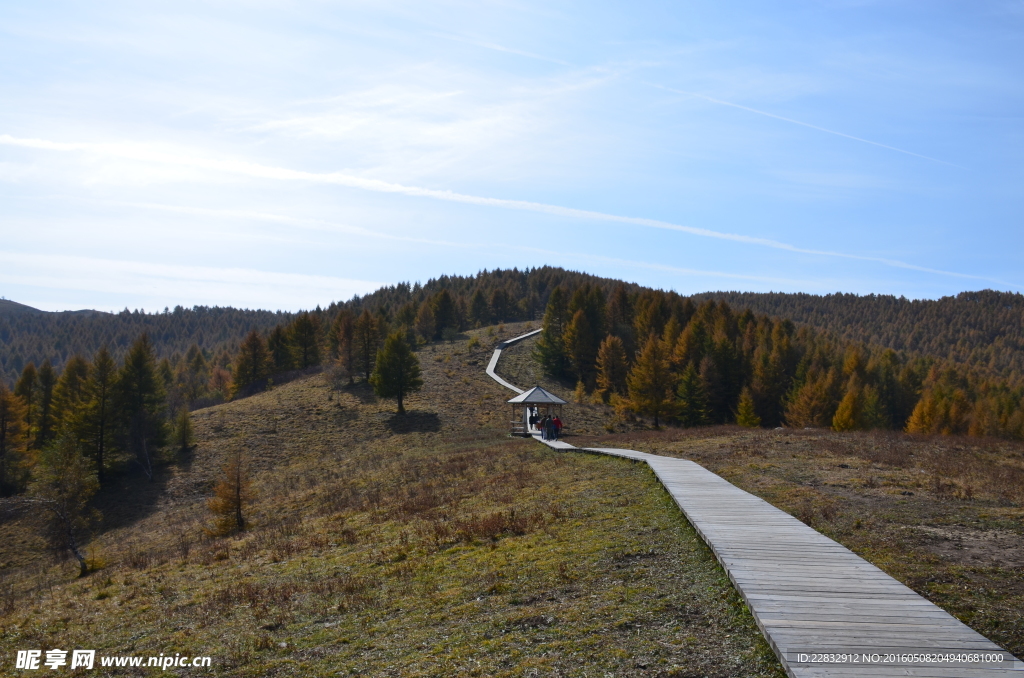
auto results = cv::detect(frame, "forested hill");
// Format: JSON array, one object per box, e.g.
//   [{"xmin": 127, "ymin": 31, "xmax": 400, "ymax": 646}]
[
  {"xmin": 3, "ymin": 269, "xmax": 1022, "ymax": 389},
  {"xmin": 694, "ymin": 290, "xmax": 1024, "ymax": 382},
  {"xmin": 0, "ymin": 303, "xmax": 292, "ymax": 386}
]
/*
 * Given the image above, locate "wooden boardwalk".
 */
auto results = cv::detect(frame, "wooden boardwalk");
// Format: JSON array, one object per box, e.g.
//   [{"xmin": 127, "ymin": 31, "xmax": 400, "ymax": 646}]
[
  {"xmin": 493, "ymin": 342, "xmax": 1022, "ymax": 676},
  {"xmin": 485, "ymin": 328, "xmax": 541, "ymax": 395},
  {"xmin": 549, "ymin": 442, "xmax": 1022, "ymax": 676}
]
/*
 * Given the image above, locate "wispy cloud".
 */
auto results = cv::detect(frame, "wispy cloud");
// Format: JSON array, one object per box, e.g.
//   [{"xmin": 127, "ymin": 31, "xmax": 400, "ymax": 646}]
[
  {"xmin": 0, "ymin": 251, "xmax": 382, "ymax": 311},
  {"xmin": 2, "ymin": 134, "xmax": 1010, "ymax": 288},
  {"xmin": 647, "ymin": 83, "xmax": 964, "ymax": 168},
  {"xmin": 428, "ymin": 31, "xmax": 572, "ymax": 66}
]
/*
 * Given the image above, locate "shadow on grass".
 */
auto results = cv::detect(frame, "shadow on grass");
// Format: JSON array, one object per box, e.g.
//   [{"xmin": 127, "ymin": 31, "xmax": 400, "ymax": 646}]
[
  {"xmin": 343, "ymin": 381, "xmax": 378, "ymax": 405},
  {"xmin": 387, "ymin": 411, "xmax": 442, "ymax": 434}
]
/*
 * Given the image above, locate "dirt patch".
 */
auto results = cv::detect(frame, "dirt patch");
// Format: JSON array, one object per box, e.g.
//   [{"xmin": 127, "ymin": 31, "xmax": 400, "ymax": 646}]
[{"xmin": 910, "ymin": 525, "xmax": 1024, "ymax": 568}]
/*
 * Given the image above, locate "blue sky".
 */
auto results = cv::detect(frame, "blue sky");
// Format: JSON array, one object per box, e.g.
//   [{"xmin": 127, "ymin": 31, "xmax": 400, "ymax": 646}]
[{"xmin": 1, "ymin": 1, "xmax": 1021, "ymax": 312}]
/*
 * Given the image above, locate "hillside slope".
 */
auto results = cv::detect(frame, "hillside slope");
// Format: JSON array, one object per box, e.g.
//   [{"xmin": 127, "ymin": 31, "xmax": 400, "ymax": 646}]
[{"xmin": 0, "ymin": 325, "xmax": 783, "ymax": 677}]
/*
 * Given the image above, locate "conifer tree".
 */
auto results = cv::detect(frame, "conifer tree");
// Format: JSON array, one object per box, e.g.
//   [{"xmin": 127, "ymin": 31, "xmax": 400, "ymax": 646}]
[
  {"xmin": 607, "ymin": 284, "xmax": 636, "ymax": 358},
  {"xmin": 207, "ymin": 449, "xmax": 252, "ymax": 535},
  {"xmin": 627, "ymin": 335, "xmax": 675, "ymax": 428},
  {"xmin": 785, "ymin": 368, "xmax": 841, "ymax": 428},
  {"xmin": 0, "ymin": 384, "xmax": 27, "ymax": 496},
  {"xmin": 490, "ymin": 288, "xmax": 512, "ymax": 323},
  {"xmin": 232, "ymin": 330, "xmax": 272, "ymax": 397},
  {"xmin": 289, "ymin": 312, "xmax": 323, "ymax": 369},
  {"xmin": 564, "ymin": 309, "xmax": 598, "ymax": 386},
  {"xmin": 267, "ymin": 325, "xmax": 293, "ymax": 373},
  {"xmin": 354, "ymin": 309, "xmax": 381, "ymax": 380},
  {"xmin": 432, "ymin": 289, "xmax": 458, "ymax": 338},
  {"xmin": 81, "ymin": 347, "xmax": 116, "ymax": 486},
  {"xmin": 633, "ymin": 291, "xmax": 669, "ymax": 342},
  {"xmin": 36, "ymin": 360, "xmax": 57, "ymax": 449},
  {"xmin": 535, "ymin": 286, "xmax": 570, "ymax": 378},
  {"xmin": 178, "ymin": 344, "xmax": 209, "ymax": 405},
  {"xmin": 171, "ymin": 406, "xmax": 195, "ymax": 453},
  {"xmin": 677, "ymin": 364, "xmax": 711, "ymax": 428},
  {"xmin": 113, "ymin": 334, "xmax": 168, "ymax": 480},
  {"xmin": 370, "ymin": 332, "xmax": 423, "ymax": 414},
  {"xmin": 735, "ymin": 386, "xmax": 761, "ymax": 428},
  {"xmin": 906, "ymin": 392, "xmax": 937, "ymax": 434},
  {"xmin": 415, "ymin": 300, "xmax": 435, "ymax": 343},
  {"xmin": 51, "ymin": 355, "xmax": 90, "ymax": 431},
  {"xmin": 14, "ymin": 363, "xmax": 38, "ymax": 437},
  {"xmin": 27, "ymin": 432, "xmax": 99, "ymax": 577},
  {"xmin": 331, "ymin": 310, "xmax": 356, "ymax": 385},
  {"xmin": 469, "ymin": 289, "xmax": 489, "ymax": 327},
  {"xmin": 595, "ymin": 335, "xmax": 629, "ymax": 400}
]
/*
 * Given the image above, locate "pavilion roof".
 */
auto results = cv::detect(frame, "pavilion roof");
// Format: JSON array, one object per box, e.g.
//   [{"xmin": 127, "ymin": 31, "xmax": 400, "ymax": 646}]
[{"xmin": 506, "ymin": 386, "xmax": 568, "ymax": 405}]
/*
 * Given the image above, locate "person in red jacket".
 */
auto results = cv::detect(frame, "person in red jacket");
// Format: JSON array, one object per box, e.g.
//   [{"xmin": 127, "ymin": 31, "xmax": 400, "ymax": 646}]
[{"xmin": 552, "ymin": 415, "xmax": 562, "ymax": 439}]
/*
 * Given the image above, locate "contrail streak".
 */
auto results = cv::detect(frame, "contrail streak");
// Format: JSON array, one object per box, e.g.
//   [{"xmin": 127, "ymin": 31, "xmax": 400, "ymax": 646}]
[
  {"xmin": 648, "ymin": 83, "xmax": 963, "ymax": 168},
  {"xmin": 1, "ymin": 134, "xmax": 1003, "ymax": 286},
  {"xmin": 108, "ymin": 199, "xmax": 821, "ymax": 288}
]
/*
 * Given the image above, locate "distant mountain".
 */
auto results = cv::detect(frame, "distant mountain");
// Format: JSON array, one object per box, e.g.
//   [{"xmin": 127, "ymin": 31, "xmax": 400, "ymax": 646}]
[
  {"xmin": 0, "ymin": 299, "xmax": 107, "ymax": 317},
  {"xmin": 0, "ymin": 303, "xmax": 292, "ymax": 386}
]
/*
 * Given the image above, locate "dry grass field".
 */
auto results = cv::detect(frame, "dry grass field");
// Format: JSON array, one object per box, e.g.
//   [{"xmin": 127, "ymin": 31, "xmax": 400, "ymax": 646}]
[
  {"xmin": 576, "ymin": 426, "xmax": 1024, "ymax": 659},
  {"xmin": 0, "ymin": 326, "xmax": 785, "ymax": 677}
]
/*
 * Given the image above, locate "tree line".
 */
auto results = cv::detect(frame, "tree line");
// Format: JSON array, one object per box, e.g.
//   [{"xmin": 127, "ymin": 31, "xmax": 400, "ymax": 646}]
[
  {"xmin": 693, "ymin": 290, "xmax": 1024, "ymax": 385},
  {"xmin": 0, "ymin": 335, "xmax": 188, "ymax": 497},
  {"xmin": 534, "ymin": 283, "xmax": 1024, "ymax": 439}
]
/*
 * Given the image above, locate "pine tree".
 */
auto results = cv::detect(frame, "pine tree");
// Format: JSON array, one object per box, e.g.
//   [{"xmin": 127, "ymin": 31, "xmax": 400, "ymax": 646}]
[
  {"xmin": 0, "ymin": 384, "xmax": 27, "ymax": 496},
  {"xmin": 563, "ymin": 309, "xmax": 598, "ymax": 386},
  {"xmin": 677, "ymin": 364, "xmax": 711, "ymax": 427},
  {"xmin": 735, "ymin": 386, "xmax": 761, "ymax": 428},
  {"xmin": 232, "ymin": 330, "xmax": 272, "ymax": 397},
  {"xmin": 331, "ymin": 310, "xmax": 356, "ymax": 385},
  {"xmin": 906, "ymin": 392, "xmax": 938, "ymax": 434},
  {"xmin": 81, "ymin": 347, "xmax": 116, "ymax": 486},
  {"xmin": 289, "ymin": 312, "xmax": 322, "ymax": 369},
  {"xmin": 835, "ymin": 379, "xmax": 864, "ymax": 433},
  {"xmin": 535, "ymin": 286, "xmax": 570, "ymax": 378},
  {"xmin": 27, "ymin": 432, "xmax": 99, "ymax": 577},
  {"xmin": 469, "ymin": 289, "xmax": 490, "ymax": 327},
  {"xmin": 490, "ymin": 288, "xmax": 512, "ymax": 323},
  {"xmin": 207, "ymin": 450, "xmax": 252, "ymax": 535},
  {"xmin": 178, "ymin": 344, "xmax": 210, "ymax": 405},
  {"xmin": 51, "ymin": 355, "xmax": 90, "ymax": 431},
  {"xmin": 267, "ymin": 325, "xmax": 293, "ymax": 373},
  {"xmin": 171, "ymin": 406, "xmax": 195, "ymax": 452},
  {"xmin": 415, "ymin": 300, "xmax": 435, "ymax": 343},
  {"xmin": 607, "ymin": 284, "xmax": 636, "ymax": 358},
  {"xmin": 113, "ymin": 334, "xmax": 168, "ymax": 480},
  {"xmin": 432, "ymin": 290, "xmax": 458, "ymax": 338},
  {"xmin": 370, "ymin": 332, "xmax": 423, "ymax": 414},
  {"xmin": 36, "ymin": 360, "xmax": 57, "ymax": 449},
  {"xmin": 627, "ymin": 335, "xmax": 675, "ymax": 428},
  {"xmin": 595, "ymin": 335, "xmax": 629, "ymax": 400},
  {"xmin": 785, "ymin": 368, "xmax": 841, "ymax": 428},
  {"xmin": 14, "ymin": 363, "xmax": 38, "ymax": 438},
  {"xmin": 354, "ymin": 309, "xmax": 381, "ymax": 380}
]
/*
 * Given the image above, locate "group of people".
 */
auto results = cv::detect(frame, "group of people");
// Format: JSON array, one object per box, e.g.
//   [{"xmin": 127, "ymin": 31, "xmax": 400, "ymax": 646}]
[{"xmin": 529, "ymin": 409, "xmax": 563, "ymax": 441}]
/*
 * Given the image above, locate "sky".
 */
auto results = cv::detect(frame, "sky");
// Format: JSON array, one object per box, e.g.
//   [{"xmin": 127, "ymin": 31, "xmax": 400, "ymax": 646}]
[{"xmin": 1, "ymin": 0, "xmax": 1022, "ymax": 312}]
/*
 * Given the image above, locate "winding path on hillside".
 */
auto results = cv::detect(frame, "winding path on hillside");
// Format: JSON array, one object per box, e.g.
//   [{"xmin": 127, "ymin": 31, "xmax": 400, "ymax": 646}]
[{"xmin": 486, "ymin": 331, "xmax": 1022, "ymax": 677}]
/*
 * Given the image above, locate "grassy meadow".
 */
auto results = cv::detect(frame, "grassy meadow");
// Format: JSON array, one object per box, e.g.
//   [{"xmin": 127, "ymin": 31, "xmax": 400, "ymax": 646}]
[{"xmin": 0, "ymin": 325, "xmax": 784, "ymax": 677}]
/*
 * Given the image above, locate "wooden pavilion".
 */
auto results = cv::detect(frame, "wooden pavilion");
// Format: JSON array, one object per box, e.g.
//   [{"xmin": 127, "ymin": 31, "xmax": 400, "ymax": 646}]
[{"xmin": 507, "ymin": 386, "xmax": 567, "ymax": 437}]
